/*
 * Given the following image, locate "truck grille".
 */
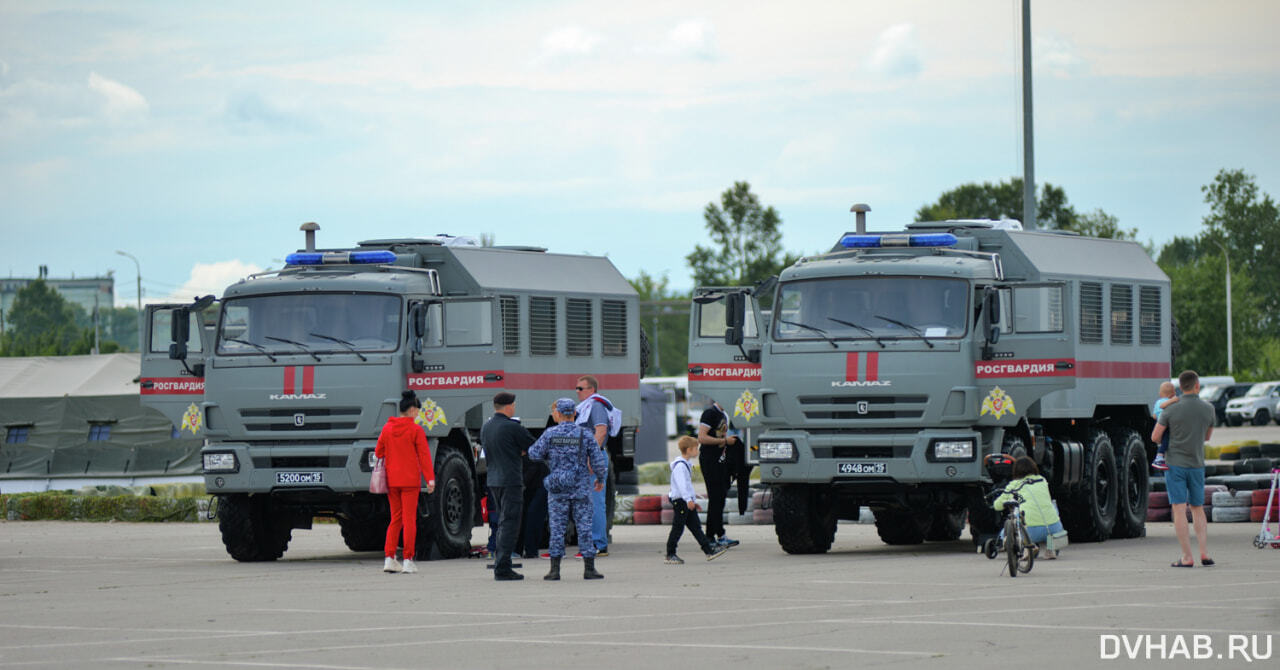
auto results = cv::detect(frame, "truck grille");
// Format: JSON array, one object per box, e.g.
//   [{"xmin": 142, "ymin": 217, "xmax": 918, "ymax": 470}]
[
  {"xmin": 798, "ymin": 395, "xmax": 927, "ymax": 420},
  {"xmin": 239, "ymin": 407, "xmax": 361, "ymax": 432},
  {"xmin": 252, "ymin": 456, "xmax": 349, "ymax": 468}
]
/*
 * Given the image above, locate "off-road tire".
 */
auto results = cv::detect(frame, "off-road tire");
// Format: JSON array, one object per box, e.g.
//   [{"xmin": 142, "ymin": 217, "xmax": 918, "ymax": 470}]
[
  {"xmin": 1252, "ymin": 409, "xmax": 1271, "ymax": 426},
  {"xmin": 1061, "ymin": 429, "xmax": 1118, "ymax": 543},
  {"xmin": 1110, "ymin": 428, "xmax": 1149, "ymax": 539},
  {"xmin": 339, "ymin": 514, "xmax": 387, "ymax": 552},
  {"xmin": 773, "ymin": 485, "xmax": 837, "ymax": 554},
  {"xmin": 873, "ymin": 508, "xmax": 929, "ymax": 545},
  {"xmin": 217, "ymin": 494, "xmax": 292, "ymax": 562},
  {"xmin": 424, "ymin": 448, "xmax": 475, "ymax": 559},
  {"xmin": 925, "ymin": 509, "xmax": 967, "ymax": 541}
]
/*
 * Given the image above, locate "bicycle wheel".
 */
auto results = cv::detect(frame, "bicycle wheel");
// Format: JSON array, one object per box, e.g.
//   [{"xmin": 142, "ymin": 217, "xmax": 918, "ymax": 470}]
[
  {"xmin": 1004, "ymin": 517, "xmax": 1019, "ymax": 578},
  {"xmin": 1017, "ymin": 528, "xmax": 1035, "ymax": 574}
]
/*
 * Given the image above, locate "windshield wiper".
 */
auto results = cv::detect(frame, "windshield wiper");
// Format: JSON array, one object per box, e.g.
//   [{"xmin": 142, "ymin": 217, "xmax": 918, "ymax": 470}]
[
  {"xmin": 776, "ymin": 318, "xmax": 839, "ymax": 349},
  {"xmin": 223, "ymin": 337, "xmax": 278, "ymax": 362},
  {"xmin": 826, "ymin": 317, "xmax": 886, "ymax": 348},
  {"xmin": 873, "ymin": 315, "xmax": 935, "ymax": 349},
  {"xmin": 309, "ymin": 332, "xmax": 368, "ymax": 362},
  {"xmin": 264, "ymin": 335, "xmax": 321, "ymax": 361}
]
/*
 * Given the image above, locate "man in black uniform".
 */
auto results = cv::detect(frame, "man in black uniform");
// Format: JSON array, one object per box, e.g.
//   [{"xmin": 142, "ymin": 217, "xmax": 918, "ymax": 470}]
[
  {"xmin": 480, "ymin": 391, "xmax": 535, "ymax": 580},
  {"xmin": 697, "ymin": 401, "xmax": 740, "ymax": 548}
]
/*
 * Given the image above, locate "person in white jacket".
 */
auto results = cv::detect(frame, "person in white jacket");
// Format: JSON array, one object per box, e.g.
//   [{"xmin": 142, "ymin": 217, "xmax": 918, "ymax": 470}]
[{"xmin": 665, "ymin": 436, "xmax": 729, "ymax": 564}]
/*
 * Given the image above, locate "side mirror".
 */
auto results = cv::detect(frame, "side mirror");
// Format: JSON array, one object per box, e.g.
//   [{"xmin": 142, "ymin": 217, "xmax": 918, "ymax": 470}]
[
  {"xmin": 169, "ymin": 308, "xmax": 190, "ymax": 360},
  {"xmin": 412, "ymin": 302, "xmax": 427, "ymax": 339},
  {"xmin": 724, "ymin": 292, "xmax": 745, "ymax": 346}
]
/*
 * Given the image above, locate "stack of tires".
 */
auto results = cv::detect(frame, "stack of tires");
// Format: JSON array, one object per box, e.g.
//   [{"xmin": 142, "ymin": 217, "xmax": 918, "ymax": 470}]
[
  {"xmin": 1147, "ymin": 491, "xmax": 1170, "ymax": 522},
  {"xmin": 1212, "ymin": 490, "xmax": 1253, "ymax": 522},
  {"xmin": 613, "ymin": 494, "xmax": 635, "ymax": 525},
  {"xmin": 752, "ymin": 489, "xmax": 773, "ymax": 525},
  {"xmin": 725, "ymin": 486, "xmax": 755, "ymax": 526},
  {"xmin": 633, "ymin": 495, "xmax": 663, "ymax": 525},
  {"xmin": 1251, "ymin": 489, "xmax": 1280, "ymax": 523}
]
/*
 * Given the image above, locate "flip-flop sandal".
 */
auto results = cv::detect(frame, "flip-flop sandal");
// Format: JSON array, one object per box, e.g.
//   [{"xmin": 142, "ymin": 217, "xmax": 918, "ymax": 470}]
[
  {"xmin": 1171, "ymin": 560, "xmax": 1194, "ymax": 568},
  {"xmin": 1200, "ymin": 558, "xmax": 1215, "ymax": 566}
]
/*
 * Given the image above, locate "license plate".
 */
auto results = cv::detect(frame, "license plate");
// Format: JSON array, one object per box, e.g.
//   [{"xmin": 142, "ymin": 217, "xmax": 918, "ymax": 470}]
[
  {"xmin": 276, "ymin": 472, "xmax": 323, "ymax": 484},
  {"xmin": 838, "ymin": 462, "xmax": 886, "ymax": 475}
]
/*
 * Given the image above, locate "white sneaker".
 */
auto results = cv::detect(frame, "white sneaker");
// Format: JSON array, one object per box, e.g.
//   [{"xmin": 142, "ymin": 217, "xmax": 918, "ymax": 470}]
[
  {"xmin": 401, "ymin": 558, "xmax": 418, "ymax": 574},
  {"xmin": 382, "ymin": 556, "xmax": 402, "ymax": 573}
]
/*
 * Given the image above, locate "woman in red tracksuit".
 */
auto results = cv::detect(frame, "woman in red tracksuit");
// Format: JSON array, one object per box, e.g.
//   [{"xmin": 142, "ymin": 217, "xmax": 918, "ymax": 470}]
[{"xmin": 375, "ymin": 390, "xmax": 436, "ymax": 574}]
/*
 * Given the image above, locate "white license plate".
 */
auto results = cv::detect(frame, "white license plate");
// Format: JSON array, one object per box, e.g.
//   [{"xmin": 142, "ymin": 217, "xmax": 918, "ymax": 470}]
[
  {"xmin": 838, "ymin": 462, "xmax": 886, "ymax": 475},
  {"xmin": 276, "ymin": 472, "xmax": 323, "ymax": 484}
]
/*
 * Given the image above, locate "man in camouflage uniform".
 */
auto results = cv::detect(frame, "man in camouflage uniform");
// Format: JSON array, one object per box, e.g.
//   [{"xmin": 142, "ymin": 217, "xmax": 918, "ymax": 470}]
[{"xmin": 528, "ymin": 397, "xmax": 608, "ymax": 580}]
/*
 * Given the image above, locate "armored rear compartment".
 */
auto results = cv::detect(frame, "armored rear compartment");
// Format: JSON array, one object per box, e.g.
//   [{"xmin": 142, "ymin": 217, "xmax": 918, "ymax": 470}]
[{"xmin": 689, "ymin": 219, "xmax": 1170, "ymax": 554}]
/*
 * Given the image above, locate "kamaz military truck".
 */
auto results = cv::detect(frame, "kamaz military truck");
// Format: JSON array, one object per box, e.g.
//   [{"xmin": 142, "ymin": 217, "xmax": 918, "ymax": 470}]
[
  {"xmin": 142, "ymin": 225, "xmax": 642, "ymax": 561},
  {"xmin": 688, "ymin": 219, "xmax": 1169, "ymax": 553}
]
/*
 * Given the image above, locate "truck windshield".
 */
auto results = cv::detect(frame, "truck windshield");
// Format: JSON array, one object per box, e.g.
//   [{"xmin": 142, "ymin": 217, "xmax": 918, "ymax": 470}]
[
  {"xmin": 773, "ymin": 277, "xmax": 968, "ymax": 342},
  {"xmin": 216, "ymin": 293, "xmax": 401, "ymax": 356}
]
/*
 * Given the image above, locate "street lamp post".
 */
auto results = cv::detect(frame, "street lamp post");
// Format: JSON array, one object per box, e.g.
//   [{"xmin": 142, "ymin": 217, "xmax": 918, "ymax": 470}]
[
  {"xmin": 115, "ymin": 250, "xmax": 142, "ymax": 352},
  {"xmin": 1210, "ymin": 240, "xmax": 1232, "ymax": 374}
]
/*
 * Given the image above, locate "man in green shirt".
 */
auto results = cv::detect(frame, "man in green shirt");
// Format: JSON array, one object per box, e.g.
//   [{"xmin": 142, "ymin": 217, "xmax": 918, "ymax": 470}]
[{"xmin": 1150, "ymin": 370, "xmax": 1216, "ymax": 568}]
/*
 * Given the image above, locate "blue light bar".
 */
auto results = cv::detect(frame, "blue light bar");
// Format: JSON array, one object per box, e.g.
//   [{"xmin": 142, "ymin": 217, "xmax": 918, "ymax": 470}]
[
  {"xmin": 839, "ymin": 233, "xmax": 958, "ymax": 249},
  {"xmin": 285, "ymin": 250, "xmax": 397, "ymax": 266}
]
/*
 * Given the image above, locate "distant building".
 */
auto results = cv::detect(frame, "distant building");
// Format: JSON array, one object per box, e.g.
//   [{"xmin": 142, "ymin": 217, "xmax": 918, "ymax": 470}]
[{"xmin": 0, "ymin": 266, "xmax": 115, "ymax": 334}]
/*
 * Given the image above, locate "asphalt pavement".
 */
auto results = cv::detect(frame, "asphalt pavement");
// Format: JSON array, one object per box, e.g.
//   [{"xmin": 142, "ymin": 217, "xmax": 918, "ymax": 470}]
[{"xmin": 1, "ymin": 507, "xmax": 1277, "ymax": 669}]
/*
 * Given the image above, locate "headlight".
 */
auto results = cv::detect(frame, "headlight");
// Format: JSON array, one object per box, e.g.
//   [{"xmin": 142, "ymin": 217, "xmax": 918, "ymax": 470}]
[
  {"xmin": 758, "ymin": 441, "xmax": 797, "ymax": 462},
  {"xmin": 202, "ymin": 452, "xmax": 238, "ymax": 473},
  {"xmin": 929, "ymin": 439, "xmax": 975, "ymax": 462}
]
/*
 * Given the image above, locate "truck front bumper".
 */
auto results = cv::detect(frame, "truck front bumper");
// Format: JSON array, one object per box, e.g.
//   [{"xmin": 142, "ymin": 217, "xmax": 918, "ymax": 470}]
[
  {"xmin": 201, "ymin": 441, "xmax": 378, "ymax": 495},
  {"xmin": 756, "ymin": 429, "xmax": 988, "ymax": 485}
]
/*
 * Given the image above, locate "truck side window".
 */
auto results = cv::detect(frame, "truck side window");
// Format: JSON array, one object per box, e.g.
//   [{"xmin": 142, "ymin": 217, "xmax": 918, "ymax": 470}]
[
  {"xmin": 1138, "ymin": 286, "xmax": 1161, "ymax": 345},
  {"xmin": 698, "ymin": 299, "xmax": 758, "ymax": 339},
  {"xmin": 601, "ymin": 299, "xmax": 628, "ymax": 357},
  {"xmin": 1011, "ymin": 285, "xmax": 1063, "ymax": 333},
  {"xmin": 499, "ymin": 296, "xmax": 519, "ymax": 354},
  {"xmin": 566, "ymin": 298, "xmax": 593, "ymax": 357},
  {"xmin": 1110, "ymin": 284, "xmax": 1133, "ymax": 345},
  {"xmin": 1079, "ymin": 282, "xmax": 1103, "ymax": 344},
  {"xmin": 150, "ymin": 309, "xmax": 204, "ymax": 354},
  {"xmin": 424, "ymin": 303, "xmax": 443, "ymax": 348},
  {"xmin": 443, "ymin": 301, "xmax": 492, "ymax": 346},
  {"xmin": 530, "ymin": 296, "xmax": 557, "ymax": 355}
]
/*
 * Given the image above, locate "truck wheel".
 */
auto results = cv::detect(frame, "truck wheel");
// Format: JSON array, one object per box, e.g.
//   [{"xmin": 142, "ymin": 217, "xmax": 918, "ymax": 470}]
[
  {"xmin": 772, "ymin": 485, "xmax": 836, "ymax": 554},
  {"xmin": 424, "ymin": 449, "xmax": 475, "ymax": 559},
  {"xmin": 217, "ymin": 494, "xmax": 291, "ymax": 562},
  {"xmin": 1227, "ymin": 416, "xmax": 1243, "ymax": 427},
  {"xmin": 1252, "ymin": 409, "xmax": 1270, "ymax": 426},
  {"xmin": 873, "ymin": 508, "xmax": 928, "ymax": 545},
  {"xmin": 1109, "ymin": 428, "xmax": 1149, "ymax": 539},
  {"xmin": 925, "ymin": 509, "xmax": 967, "ymax": 541},
  {"xmin": 1062, "ymin": 430, "xmax": 1118, "ymax": 543}
]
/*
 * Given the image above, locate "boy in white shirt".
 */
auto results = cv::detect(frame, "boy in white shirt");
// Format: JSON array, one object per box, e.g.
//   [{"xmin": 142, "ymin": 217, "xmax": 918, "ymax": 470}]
[{"xmin": 666, "ymin": 436, "xmax": 729, "ymax": 564}]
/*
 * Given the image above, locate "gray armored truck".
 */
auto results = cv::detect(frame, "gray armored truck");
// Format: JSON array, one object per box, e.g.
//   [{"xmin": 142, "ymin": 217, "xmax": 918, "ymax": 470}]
[
  {"xmin": 142, "ymin": 226, "xmax": 642, "ymax": 561},
  {"xmin": 688, "ymin": 220, "xmax": 1170, "ymax": 552}
]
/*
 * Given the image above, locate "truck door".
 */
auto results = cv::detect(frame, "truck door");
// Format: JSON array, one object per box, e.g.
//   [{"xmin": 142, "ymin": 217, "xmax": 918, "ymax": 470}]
[
  {"xmin": 140, "ymin": 303, "xmax": 214, "ymax": 436},
  {"xmin": 974, "ymin": 282, "xmax": 1076, "ymax": 424},
  {"xmin": 687, "ymin": 289, "xmax": 765, "ymax": 431},
  {"xmin": 404, "ymin": 297, "xmax": 504, "ymax": 437}
]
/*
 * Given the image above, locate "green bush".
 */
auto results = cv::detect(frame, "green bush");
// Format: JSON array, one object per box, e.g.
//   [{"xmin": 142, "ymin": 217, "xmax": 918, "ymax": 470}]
[{"xmin": 3, "ymin": 491, "xmax": 204, "ymax": 522}]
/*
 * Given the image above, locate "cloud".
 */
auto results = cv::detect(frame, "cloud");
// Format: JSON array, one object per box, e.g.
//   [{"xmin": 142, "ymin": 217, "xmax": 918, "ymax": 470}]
[
  {"xmin": 866, "ymin": 23, "xmax": 922, "ymax": 78},
  {"xmin": 1035, "ymin": 35, "xmax": 1087, "ymax": 78},
  {"xmin": 88, "ymin": 71, "xmax": 148, "ymax": 118},
  {"xmin": 222, "ymin": 91, "xmax": 312, "ymax": 133},
  {"xmin": 661, "ymin": 19, "xmax": 717, "ymax": 60},
  {"xmin": 533, "ymin": 25, "xmax": 605, "ymax": 66},
  {"xmin": 147, "ymin": 260, "xmax": 262, "ymax": 305}
]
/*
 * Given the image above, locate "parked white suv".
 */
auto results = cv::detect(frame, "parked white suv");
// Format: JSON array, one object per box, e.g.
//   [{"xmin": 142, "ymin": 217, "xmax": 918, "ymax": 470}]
[{"xmin": 1224, "ymin": 381, "xmax": 1280, "ymax": 426}]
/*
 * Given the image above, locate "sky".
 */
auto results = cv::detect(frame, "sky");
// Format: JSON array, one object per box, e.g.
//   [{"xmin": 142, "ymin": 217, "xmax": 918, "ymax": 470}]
[{"xmin": 2, "ymin": 0, "xmax": 1278, "ymax": 307}]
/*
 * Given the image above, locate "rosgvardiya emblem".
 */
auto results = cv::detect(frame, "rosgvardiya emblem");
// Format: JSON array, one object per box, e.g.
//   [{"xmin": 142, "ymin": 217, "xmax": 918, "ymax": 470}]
[
  {"xmin": 734, "ymin": 389, "xmax": 760, "ymax": 422},
  {"xmin": 416, "ymin": 398, "xmax": 448, "ymax": 431},
  {"xmin": 980, "ymin": 386, "xmax": 1016, "ymax": 420},
  {"xmin": 180, "ymin": 402, "xmax": 202, "ymax": 434}
]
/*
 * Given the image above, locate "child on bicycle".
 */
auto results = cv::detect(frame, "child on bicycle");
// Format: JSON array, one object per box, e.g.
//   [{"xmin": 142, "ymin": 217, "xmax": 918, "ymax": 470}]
[{"xmin": 991, "ymin": 456, "xmax": 1066, "ymax": 558}]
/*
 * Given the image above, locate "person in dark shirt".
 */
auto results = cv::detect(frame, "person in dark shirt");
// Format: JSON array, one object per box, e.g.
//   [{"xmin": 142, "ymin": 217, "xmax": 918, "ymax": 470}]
[
  {"xmin": 480, "ymin": 391, "xmax": 534, "ymax": 580},
  {"xmin": 697, "ymin": 401, "xmax": 740, "ymax": 548}
]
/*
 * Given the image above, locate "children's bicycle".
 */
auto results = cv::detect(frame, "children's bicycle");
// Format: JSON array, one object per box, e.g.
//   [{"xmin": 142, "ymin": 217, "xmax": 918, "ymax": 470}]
[{"xmin": 983, "ymin": 488, "xmax": 1036, "ymax": 577}]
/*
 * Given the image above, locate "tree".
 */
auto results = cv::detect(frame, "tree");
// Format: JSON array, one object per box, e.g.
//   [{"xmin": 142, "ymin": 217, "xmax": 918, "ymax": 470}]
[
  {"xmin": 916, "ymin": 178, "xmax": 1134, "ymax": 239},
  {"xmin": 686, "ymin": 181, "xmax": 801, "ymax": 288},
  {"xmin": 1, "ymin": 280, "xmax": 85, "ymax": 356},
  {"xmin": 1157, "ymin": 169, "xmax": 1280, "ymax": 379},
  {"xmin": 630, "ymin": 270, "xmax": 691, "ymax": 378}
]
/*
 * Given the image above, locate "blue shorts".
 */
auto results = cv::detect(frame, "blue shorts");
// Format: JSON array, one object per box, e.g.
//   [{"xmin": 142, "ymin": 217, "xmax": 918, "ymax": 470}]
[{"xmin": 1165, "ymin": 466, "xmax": 1205, "ymax": 506}]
